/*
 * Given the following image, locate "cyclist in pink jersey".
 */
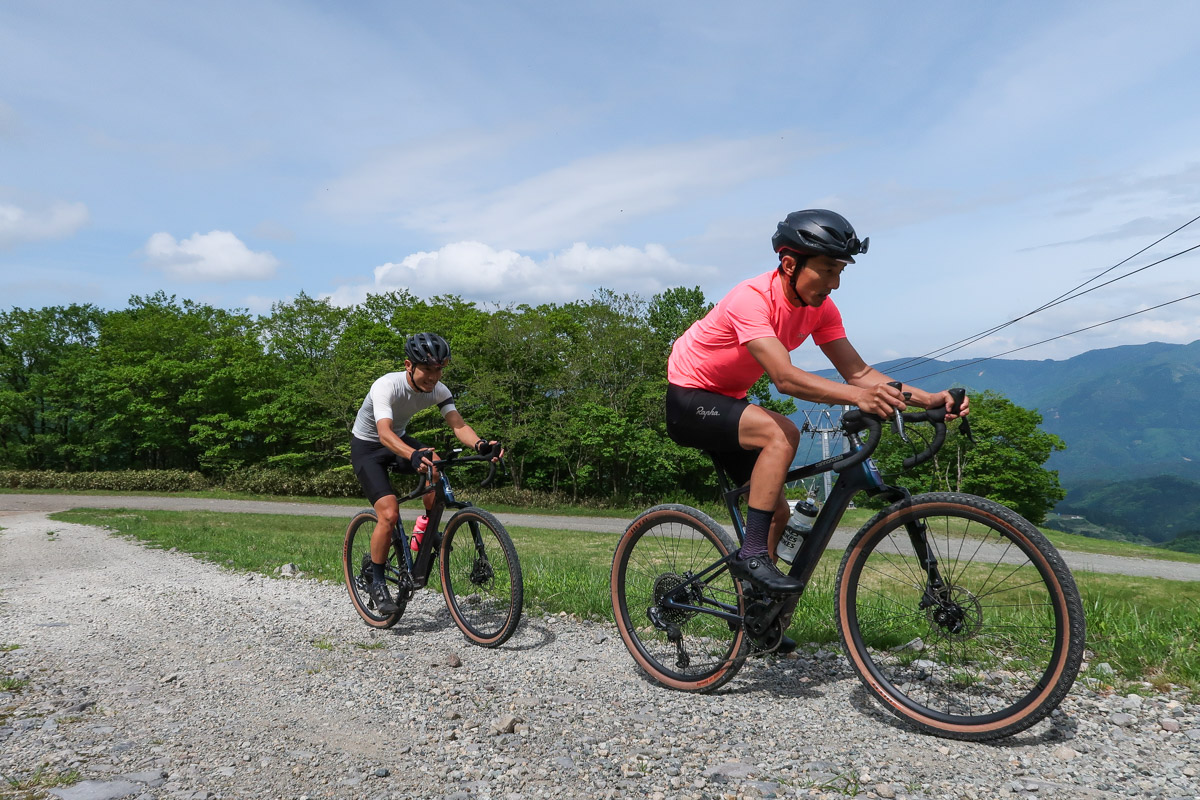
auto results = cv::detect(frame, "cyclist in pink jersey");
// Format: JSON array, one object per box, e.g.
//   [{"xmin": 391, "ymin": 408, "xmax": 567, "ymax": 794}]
[{"xmin": 666, "ymin": 209, "xmax": 968, "ymax": 600}]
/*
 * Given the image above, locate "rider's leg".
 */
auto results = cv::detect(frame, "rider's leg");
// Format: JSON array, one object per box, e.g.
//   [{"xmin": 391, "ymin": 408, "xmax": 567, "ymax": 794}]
[
  {"xmin": 736, "ymin": 404, "xmax": 800, "ymax": 558},
  {"xmin": 371, "ymin": 493, "xmax": 401, "ymax": 577},
  {"xmin": 723, "ymin": 405, "xmax": 805, "ymax": 595}
]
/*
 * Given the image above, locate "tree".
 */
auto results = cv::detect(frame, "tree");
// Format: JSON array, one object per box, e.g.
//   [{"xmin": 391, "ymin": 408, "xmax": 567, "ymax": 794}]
[
  {"xmin": 0, "ymin": 304, "xmax": 103, "ymax": 469},
  {"xmin": 86, "ymin": 293, "xmax": 269, "ymax": 471},
  {"xmin": 871, "ymin": 389, "xmax": 1066, "ymax": 523}
]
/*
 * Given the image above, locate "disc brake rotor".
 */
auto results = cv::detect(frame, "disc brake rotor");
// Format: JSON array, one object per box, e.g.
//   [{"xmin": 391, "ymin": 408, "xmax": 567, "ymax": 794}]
[{"xmin": 926, "ymin": 585, "xmax": 984, "ymax": 639}]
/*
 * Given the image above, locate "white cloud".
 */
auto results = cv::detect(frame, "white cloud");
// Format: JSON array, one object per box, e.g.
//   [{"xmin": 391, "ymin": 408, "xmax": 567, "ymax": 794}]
[
  {"xmin": 404, "ymin": 135, "xmax": 810, "ymax": 250},
  {"xmin": 142, "ymin": 230, "xmax": 279, "ymax": 281},
  {"xmin": 0, "ymin": 201, "xmax": 89, "ymax": 249},
  {"xmin": 317, "ymin": 129, "xmax": 517, "ymax": 219},
  {"xmin": 320, "ymin": 132, "xmax": 814, "ymax": 251},
  {"xmin": 323, "ymin": 240, "xmax": 715, "ymax": 307},
  {"xmin": 921, "ymin": 4, "xmax": 1200, "ymax": 165}
]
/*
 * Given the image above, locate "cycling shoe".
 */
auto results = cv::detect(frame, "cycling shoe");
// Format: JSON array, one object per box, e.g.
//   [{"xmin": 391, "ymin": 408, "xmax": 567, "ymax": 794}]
[
  {"xmin": 727, "ymin": 550, "xmax": 805, "ymax": 595},
  {"xmin": 368, "ymin": 580, "xmax": 400, "ymax": 616}
]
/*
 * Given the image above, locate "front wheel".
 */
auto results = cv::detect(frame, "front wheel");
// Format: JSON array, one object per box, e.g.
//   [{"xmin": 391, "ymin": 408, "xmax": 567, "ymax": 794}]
[
  {"xmin": 343, "ymin": 509, "xmax": 404, "ymax": 628},
  {"xmin": 611, "ymin": 504, "xmax": 748, "ymax": 692},
  {"xmin": 835, "ymin": 492, "xmax": 1085, "ymax": 741},
  {"xmin": 439, "ymin": 508, "xmax": 523, "ymax": 647}
]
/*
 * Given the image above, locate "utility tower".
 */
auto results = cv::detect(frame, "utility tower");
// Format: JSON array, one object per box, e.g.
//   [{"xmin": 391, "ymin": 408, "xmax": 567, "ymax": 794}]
[{"xmin": 789, "ymin": 406, "xmax": 844, "ymax": 504}]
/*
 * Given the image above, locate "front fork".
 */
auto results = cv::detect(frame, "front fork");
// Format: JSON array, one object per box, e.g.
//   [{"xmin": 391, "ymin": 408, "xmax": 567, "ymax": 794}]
[{"xmin": 902, "ymin": 512, "xmax": 965, "ymax": 633}]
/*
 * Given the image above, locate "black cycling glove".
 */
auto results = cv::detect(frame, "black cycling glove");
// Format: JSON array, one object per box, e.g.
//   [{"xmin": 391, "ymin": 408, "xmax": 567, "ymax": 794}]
[
  {"xmin": 410, "ymin": 448, "xmax": 434, "ymax": 471},
  {"xmin": 475, "ymin": 439, "xmax": 501, "ymax": 457}
]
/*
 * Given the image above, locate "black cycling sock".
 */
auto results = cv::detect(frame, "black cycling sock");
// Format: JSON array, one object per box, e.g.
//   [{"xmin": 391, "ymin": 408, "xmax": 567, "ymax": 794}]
[
  {"xmin": 371, "ymin": 561, "xmax": 387, "ymax": 584},
  {"xmin": 739, "ymin": 506, "xmax": 774, "ymax": 558}
]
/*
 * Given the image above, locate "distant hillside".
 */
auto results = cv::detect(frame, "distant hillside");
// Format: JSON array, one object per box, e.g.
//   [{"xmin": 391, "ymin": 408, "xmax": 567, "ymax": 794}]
[
  {"xmin": 1163, "ymin": 531, "xmax": 1200, "ymax": 554},
  {"xmin": 1055, "ymin": 475, "xmax": 1200, "ymax": 543},
  {"xmin": 811, "ymin": 339, "xmax": 1200, "ymax": 485}
]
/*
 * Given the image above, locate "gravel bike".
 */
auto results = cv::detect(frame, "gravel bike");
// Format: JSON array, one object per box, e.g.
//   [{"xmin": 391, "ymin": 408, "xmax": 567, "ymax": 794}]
[
  {"xmin": 610, "ymin": 390, "xmax": 1085, "ymax": 740},
  {"xmin": 342, "ymin": 448, "xmax": 523, "ymax": 647}
]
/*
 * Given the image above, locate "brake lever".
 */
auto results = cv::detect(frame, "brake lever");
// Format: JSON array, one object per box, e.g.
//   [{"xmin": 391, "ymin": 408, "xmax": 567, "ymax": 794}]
[
  {"xmin": 948, "ymin": 387, "xmax": 976, "ymax": 444},
  {"xmin": 887, "ymin": 381, "xmax": 913, "ymax": 443}
]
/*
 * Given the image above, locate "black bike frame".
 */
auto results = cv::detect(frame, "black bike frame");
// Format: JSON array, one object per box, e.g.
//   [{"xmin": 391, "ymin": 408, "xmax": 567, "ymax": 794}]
[
  {"xmin": 389, "ymin": 467, "xmax": 472, "ymax": 590},
  {"xmin": 658, "ymin": 430, "xmax": 942, "ymax": 626}
]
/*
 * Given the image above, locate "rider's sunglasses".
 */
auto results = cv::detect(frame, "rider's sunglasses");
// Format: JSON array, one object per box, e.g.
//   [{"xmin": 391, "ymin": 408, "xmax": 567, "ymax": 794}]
[{"xmin": 845, "ymin": 236, "xmax": 869, "ymax": 256}]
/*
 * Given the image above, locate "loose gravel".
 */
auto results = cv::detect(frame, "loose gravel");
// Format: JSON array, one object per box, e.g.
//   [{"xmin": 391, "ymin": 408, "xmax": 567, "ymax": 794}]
[{"xmin": 2, "ymin": 511, "xmax": 1199, "ymax": 800}]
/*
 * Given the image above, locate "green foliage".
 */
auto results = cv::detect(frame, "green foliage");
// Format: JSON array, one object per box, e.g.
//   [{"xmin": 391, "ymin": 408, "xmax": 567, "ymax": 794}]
[
  {"xmin": 219, "ymin": 467, "xmax": 361, "ymax": 498},
  {"xmin": 2, "ymin": 284, "xmax": 719, "ymax": 504},
  {"xmin": 1057, "ymin": 475, "xmax": 1200, "ymax": 544},
  {"xmin": 851, "ymin": 341, "xmax": 1200, "ymax": 485},
  {"xmin": 0, "ymin": 469, "xmax": 211, "ymax": 492},
  {"xmin": 0, "ymin": 288, "xmax": 1062, "ymax": 516},
  {"xmin": 1164, "ymin": 531, "xmax": 1200, "ymax": 554},
  {"xmin": 870, "ymin": 390, "xmax": 1066, "ymax": 523}
]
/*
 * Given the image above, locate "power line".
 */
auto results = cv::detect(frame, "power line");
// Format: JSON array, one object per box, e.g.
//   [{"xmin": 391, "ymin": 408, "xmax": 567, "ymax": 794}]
[
  {"xmin": 902, "ymin": 288, "xmax": 1200, "ymax": 383},
  {"xmin": 884, "ymin": 213, "xmax": 1200, "ymax": 375}
]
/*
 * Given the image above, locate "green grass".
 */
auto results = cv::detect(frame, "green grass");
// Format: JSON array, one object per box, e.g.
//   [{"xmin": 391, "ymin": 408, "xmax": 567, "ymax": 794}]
[
  {"xmin": 2, "ymin": 766, "xmax": 82, "ymax": 794},
  {"xmin": 1038, "ymin": 526, "xmax": 1200, "ymax": 564},
  {"xmin": 48, "ymin": 506, "xmax": 1200, "ymax": 694},
  {"xmin": 22, "ymin": 484, "xmax": 1200, "ymax": 563}
]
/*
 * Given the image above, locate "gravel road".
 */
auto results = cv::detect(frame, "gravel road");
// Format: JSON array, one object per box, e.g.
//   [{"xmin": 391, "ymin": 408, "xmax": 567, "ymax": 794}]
[{"xmin": 2, "ymin": 501, "xmax": 1200, "ymax": 800}]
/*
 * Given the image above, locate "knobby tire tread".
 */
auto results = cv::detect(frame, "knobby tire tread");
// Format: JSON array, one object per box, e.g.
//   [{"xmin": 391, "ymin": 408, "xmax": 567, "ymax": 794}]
[
  {"xmin": 439, "ymin": 507, "xmax": 524, "ymax": 648},
  {"xmin": 610, "ymin": 504, "xmax": 748, "ymax": 693},
  {"xmin": 835, "ymin": 492, "xmax": 1085, "ymax": 741},
  {"xmin": 342, "ymin": 509, "xmax": 403, "ymax": 629}
]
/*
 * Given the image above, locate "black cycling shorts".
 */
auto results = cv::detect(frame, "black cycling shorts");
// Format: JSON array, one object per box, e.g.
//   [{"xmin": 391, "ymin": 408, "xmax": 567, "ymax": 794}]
[
  {"xmin": 665, "ymin": 383, "xmax": 760, "ymax": 486},
  {"xmin": 351, "ymin": 434, "xmax": 425, "ymax": 505}
]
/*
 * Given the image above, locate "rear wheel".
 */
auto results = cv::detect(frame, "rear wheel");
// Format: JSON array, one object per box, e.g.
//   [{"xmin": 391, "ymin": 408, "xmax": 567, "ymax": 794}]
[
  {"xmin": 439, "ymin": 508, "xmax": 523, "ymax": 647},
  {"xmin": 342, "ymin": 509, "xmax": 404, "ymax": 629},
  {"xmin": 836, "ymin": 492, "xmax": 1085, "ymax": 740},
  {"xmin": 611, "ymin": 504, "xmax": 747, "ymax": 692}
]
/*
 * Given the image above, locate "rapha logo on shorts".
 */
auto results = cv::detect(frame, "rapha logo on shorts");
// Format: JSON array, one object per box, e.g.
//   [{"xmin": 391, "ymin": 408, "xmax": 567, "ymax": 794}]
[{"xmin": 695, "ymin": 406, "xmax": 720, "ymax": 419}]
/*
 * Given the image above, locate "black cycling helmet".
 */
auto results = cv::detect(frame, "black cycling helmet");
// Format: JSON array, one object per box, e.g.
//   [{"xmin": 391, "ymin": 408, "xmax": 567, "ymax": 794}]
[
  {"xmin": 404, "ymin": 332, "xmax": 451, "ymax": 366},
  {"xmin": 772, "ymin": 209, "xmax": 868, "ymax": 263}
]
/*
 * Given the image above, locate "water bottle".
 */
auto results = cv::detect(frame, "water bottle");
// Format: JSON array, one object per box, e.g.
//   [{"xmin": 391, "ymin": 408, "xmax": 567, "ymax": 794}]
[
  {"xmin": 409, "ymin": 514, "xmax": 429, "ymax": 552},
  {"xmin": 776, "ymin": 500, "xmax": 818, "ymax": 564}
]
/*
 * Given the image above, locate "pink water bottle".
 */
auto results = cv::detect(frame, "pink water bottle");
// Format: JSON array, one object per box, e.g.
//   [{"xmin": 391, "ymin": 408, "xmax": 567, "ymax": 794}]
[{"xmin": 410, "ymin": 515, "xmax": 429, "ymax": 552}]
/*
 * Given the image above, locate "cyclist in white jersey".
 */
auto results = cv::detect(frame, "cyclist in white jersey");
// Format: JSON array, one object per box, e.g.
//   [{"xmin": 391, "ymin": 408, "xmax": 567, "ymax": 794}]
[{"xmin": 350, "ymin": 332, "xmax": 501, "ymax": 614}]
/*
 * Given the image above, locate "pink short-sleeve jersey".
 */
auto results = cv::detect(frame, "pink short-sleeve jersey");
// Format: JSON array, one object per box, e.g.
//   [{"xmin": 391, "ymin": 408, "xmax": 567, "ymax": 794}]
[{"xmin": 667, "ymin": 268, "xmax": 846, "ymax": 398}]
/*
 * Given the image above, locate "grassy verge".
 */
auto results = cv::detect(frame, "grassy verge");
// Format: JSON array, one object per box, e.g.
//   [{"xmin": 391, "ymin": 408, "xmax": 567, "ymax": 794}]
[
  {"xmin": 20, "ymin": 486, "xmax": 1200, "ymax": 566},
  {"xmin": 50, "ymin": 507, "xmax": 1200, "ymax": 695}
]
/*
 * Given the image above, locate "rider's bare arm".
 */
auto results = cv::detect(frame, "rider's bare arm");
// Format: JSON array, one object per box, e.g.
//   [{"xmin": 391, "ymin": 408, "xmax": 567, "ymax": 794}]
[
  {"xmin": 747, "ymin": 336, "xmax": 898, "ymax": 417},
  {"xmin": 821, "ymin": 338, "xmax": 969, "ymax": 418},
  {"xmin": 376, "ymin": 418, "xmax": 419, "ymax": 460},
  {"xmin": 444, "ymin": 410, "xmax": 504, "ymax": 460},
  {"xmin": 747, "ymin": 336, "xmax": 968, "ymax": 419}
]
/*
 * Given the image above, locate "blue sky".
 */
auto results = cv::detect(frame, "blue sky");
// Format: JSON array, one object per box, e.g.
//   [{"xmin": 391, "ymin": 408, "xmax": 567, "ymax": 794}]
[{"xmin": 2, "ymin": 1, "xmax": 1199, "ymax": 374}]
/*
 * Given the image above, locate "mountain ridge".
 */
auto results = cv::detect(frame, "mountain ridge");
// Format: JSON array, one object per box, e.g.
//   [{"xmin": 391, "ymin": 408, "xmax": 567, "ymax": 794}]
[{"xmin": 807, "ymin": 339, "xmax": 1200, "ymax": 485}]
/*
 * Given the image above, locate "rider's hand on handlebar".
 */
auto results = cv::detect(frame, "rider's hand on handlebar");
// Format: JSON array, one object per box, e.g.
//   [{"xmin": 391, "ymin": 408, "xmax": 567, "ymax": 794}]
[
  {"xmin": 410, "ymin": 447, "xmax": 436, "ymax": 473},
  {"xmin": 475, "ymin": 439, "xmax": 504, "ymax": 461},
  {"xmin": 931, "ymin": 389, "xmax": 969, "ymax": 420},
  {"xmin": 856, "ymin": 383, "xmax": 909, "ymax": 419}
]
